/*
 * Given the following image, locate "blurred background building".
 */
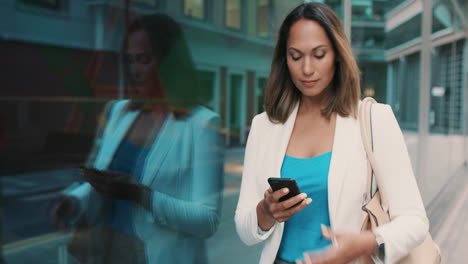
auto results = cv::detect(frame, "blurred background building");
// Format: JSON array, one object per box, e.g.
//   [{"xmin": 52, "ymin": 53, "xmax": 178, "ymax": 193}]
[
  {"xmin": 0, "ymin": 0, "xmax": 306, "ymax": 150},
  {"xmin": 0, "ymin": 0, "xmax": 467, "ymax": 263},
  {"xmin": 385, "ymin": 0, "xmax": 467, "ymax": 133}
]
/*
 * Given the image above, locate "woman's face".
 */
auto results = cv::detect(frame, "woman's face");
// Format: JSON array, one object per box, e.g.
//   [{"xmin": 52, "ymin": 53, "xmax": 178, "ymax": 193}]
[
  {"xmin": 286, "ymin": 19, "xmax": 336, "ymax": 98},
  {"xmin": 126, "ymin": 29, "xmax": 159, "ymax": 97}
]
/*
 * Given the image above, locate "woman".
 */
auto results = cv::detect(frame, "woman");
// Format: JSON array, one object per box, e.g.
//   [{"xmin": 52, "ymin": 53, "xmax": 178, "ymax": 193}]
[
  {"xmin": 235, "ymin": 3, "xmax": 428, "ymax": 264},
  {"xmin": 53, "ymin": 14, "xmax": 223, "ymax": 264}
]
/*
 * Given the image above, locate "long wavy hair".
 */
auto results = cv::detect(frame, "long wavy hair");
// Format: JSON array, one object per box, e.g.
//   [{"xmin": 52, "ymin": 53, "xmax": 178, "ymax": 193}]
[{"xmin": 264, "ymin": 3, "xmax": 361, "ymax": 123}]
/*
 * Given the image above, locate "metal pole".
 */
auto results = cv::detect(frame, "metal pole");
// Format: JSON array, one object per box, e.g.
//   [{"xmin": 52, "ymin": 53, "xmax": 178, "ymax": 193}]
[
  {"xmin": 463, "ymin": 37, "xmax": 468, "ymax": 167},
  {"xmin": 417, "ymin": 0, "xmax": 432, "ymax": 183},
  {"xmin": 343, "ymin": 0, "xmax": 352, "ymax": 41}
]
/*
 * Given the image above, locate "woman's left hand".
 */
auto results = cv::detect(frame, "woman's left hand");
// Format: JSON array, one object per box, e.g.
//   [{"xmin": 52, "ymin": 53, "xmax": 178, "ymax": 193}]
[
  {"xmin": 300, "ymin": 226, "xmax": 376, "ymax": 264},
  {"xmin": 82, "ymin": 169, "xmax": 141, "ymax": 201}
]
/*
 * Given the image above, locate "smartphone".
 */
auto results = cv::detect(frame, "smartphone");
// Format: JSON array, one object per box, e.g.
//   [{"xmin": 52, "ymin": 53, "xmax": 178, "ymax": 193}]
[
  {"xmin": 79, "ymin": 166, "xmax": 103, "ymax": 178},
  {"xmin": 267, "ymin": 177, "xmax": 301, "ymax": 202}
]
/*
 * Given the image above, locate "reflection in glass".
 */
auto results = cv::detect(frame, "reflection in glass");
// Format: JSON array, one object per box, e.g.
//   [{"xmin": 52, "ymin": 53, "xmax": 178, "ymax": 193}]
[
  {"xmin": 132, "ymin": 0, "xmax": 159, "ymax": 7},
  {"xmin": 184, "ymin": 0, "xmax": 205, "ymax": 20},
  {"xmin": 225, "ymin": 0, "xmax": 242, "ymax": 30},
  {"xmin": 52, "ymin": 14, "xmax": 223, "ymax": 264},
  {"xmin": 2, "ymin": 0, "xmax": 467, "ymax": 263},
  {"xmin": 257, "ymin": 0, "xmax": 271, "ymax": 37}
]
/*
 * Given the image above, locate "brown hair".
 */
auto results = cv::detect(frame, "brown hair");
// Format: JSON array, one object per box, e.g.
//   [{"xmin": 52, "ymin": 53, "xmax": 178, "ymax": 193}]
[
  {"xmin": 122, "ymin": 14, "xmax": 201, "ymax": 111},
  {"xmin": 264, "ymin": 3, "xmax": 361, "ymax": 123}
]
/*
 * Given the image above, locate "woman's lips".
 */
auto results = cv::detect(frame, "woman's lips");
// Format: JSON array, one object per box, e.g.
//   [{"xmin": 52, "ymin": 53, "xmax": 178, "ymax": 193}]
[{"xmin": 301, "ymin": 79, "xmax": 319, "ymax": 87}]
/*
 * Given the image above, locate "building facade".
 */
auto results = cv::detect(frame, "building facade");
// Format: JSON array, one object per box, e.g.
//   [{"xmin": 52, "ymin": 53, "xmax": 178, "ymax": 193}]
[
  {"xmin": 0, "ymin": 0, "xmax": 304, "ymax": 151},
  {"xmin": 384, "ymin": 0, "xmax": 468, "ymax": 134}
]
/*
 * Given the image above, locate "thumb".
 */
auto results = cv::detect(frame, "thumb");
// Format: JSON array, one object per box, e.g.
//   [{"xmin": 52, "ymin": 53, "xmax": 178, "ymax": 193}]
[{"xmin": 321, "ymin": 224, "xmax": 333, "ymax": 240}]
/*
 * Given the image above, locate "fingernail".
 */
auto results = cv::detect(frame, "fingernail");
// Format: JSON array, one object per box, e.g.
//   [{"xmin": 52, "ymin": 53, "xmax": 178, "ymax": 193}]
[
  {"xmin": 305, "ymin": 198, "xmax": 312, "ymax": 204},
  {"xmin": 321, "ymin": 224, "xmax": 329, "ymax": 235},
  {"xmin": 300, "ymin": 193, "xmax": 307, "ymax": 199},
  {"xmin": 303, "ymin": 252, "xmax": 311, "ymax": 263},
  {"xmin": 283, "ymin": 188, "xmax": 289, "ymax": 193}
]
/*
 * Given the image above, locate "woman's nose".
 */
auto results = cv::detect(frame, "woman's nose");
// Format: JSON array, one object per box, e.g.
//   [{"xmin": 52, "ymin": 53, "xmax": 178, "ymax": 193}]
[{"xmin": 302, "ymin": 57, "xmax": 315, "ymax": 76}]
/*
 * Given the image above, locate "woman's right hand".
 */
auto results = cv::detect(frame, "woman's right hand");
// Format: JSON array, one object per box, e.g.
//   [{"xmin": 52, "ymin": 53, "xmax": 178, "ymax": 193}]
[
  {"xmin": 51, "ymin": 195, "xmax": 80, "ymax": 230},
  {"xmin": 257, "ymin": 188, "xmax": 312, "ymax": 231}
]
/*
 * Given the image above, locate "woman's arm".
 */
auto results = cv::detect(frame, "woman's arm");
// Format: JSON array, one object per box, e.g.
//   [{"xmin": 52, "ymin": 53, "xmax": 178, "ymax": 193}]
[
  {"xmin": 53, "ymin": 101, "xmax": 118, "ymax": 226},
  {"xmin": 234, "ymin": 115, "xmax": 278, "ymax": 245},
  {"xmin": 145, "ymin": 111, "xmax": 224, "ymax": 239},
  {"xmin": 372, "ymin": 104, "xmax": 429, "ymax": 263},
  {"xmin": 305, "ymin": 104, "xmax": 428, "ymax": 264},
  {"xmin": 66, "ymin": 101, "xmax": 117, "ymax": 205}
]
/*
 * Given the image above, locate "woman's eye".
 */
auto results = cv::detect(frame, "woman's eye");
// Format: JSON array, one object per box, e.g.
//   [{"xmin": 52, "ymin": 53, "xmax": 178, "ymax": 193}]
[
  {"xmin": 314, "ymin": 53, "xmax": 325, "ymax": 59},
  {"xmin": 290, "ymin": 55, "xmax": 301, "ymax": 61}
]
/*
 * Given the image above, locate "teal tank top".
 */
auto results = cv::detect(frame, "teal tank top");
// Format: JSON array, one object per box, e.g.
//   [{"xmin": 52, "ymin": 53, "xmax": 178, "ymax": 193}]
[{"xmin": 277, "ymin": 152, "xmax": 332, "ymax": 262}]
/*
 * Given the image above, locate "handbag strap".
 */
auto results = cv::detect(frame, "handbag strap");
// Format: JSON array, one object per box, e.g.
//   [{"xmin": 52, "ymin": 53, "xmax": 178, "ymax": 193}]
[{"xmin": 359, "ymin": 98, "xmax": 389, "ymax": 212}]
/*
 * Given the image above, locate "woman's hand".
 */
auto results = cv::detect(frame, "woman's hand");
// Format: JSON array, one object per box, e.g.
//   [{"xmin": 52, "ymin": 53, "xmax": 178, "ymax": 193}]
[
  {"xmin": 51, "ymin": 195, "xmax": 80, "ymax": 230},
  {"xmin": 82, "ymin": 169, "xmax": 146, "ymax": 203},
  {"xmin": 300, "ymin": 227, "xmax": 376, "ymax": 264},
  {"xmin": 257, "ymin": 187, "xmax": 312, "ymax": 231}
]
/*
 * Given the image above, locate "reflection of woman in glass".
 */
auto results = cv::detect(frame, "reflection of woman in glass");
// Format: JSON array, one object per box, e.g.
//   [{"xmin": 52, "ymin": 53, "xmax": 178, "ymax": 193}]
[{"xmin": 53, "ymin": 14, "xmax": 223, "ymax": 264}]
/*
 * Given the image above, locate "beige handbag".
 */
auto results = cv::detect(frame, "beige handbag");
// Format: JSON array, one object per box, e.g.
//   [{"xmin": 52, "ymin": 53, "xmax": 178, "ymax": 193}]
[{"xmin": 359, "ymin": 97, "xmax": 441, "ymax": 264}]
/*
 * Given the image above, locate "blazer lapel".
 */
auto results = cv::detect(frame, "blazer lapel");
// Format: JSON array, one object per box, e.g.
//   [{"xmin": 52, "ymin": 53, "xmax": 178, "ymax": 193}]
[
  {"xmin": 327, "ymin": 114, "xmax": 355, "ymax": 229},
  {"xmin": 94, "ymin": 108, "xmax": 140, "ymax": 170},
  {"xmin": 271, "ymin": 103, "xmax": 299, "ymax": 179},
  {"xmin": 265, "ymin": 103, "xmax": 357, "ymax": 229},
  {"xmin": 141, "ymin": 114, "xmax": 180, "ymax": 185}
]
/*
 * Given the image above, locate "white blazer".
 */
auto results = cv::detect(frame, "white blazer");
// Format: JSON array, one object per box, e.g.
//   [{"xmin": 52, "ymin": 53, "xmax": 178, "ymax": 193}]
[
  {"xmin": 68, "ymin": 100, "xmax": 223, "ymax": 264},
  {"xmin": 235, "ymin": 102, "xmax": 429, "ymax": 264}
]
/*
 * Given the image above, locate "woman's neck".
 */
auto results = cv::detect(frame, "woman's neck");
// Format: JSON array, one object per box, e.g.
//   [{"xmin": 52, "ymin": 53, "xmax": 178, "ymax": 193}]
[{"xmin": 299, "ymin": 93, "xmax": 329, "ymax": 117}]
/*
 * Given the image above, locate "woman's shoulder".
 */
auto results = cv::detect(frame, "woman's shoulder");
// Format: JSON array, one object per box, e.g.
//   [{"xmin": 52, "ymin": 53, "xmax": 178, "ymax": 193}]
[
  {"xmin": 358, "ymin": 100, "xmax": 400, "ymax": 133},
  {"xmin": 251, "ymin": 111, "xmax": 278, "ymax": 129},
  {"xmin": 368, "ymin": 101, "xmax": 395, "ymax": 121},
  {"xmin": 185, "ymin": 105, "xmax": 220, "ymax": 127},
  {"xmin": 358, "ymin": 99, "xmax": 394, "ymax": 118}
]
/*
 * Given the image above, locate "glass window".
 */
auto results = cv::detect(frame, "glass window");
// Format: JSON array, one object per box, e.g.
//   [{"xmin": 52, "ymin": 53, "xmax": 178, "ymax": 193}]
[
  {"xmin": 432, "ymin": 2, "xmax": 453, "ymax": 33},
  {"xmin": 386, "ymin": 0, "xmax": 407, "ymax": 11},
  {"xmin": 390, "ymin": 53, "xmax": 421, "ymax": 130},
  {"xmin": 3, "ymin": 1, "xmax": 468, "ymax": 263},
  {"xmin": 225, "ymin": 0, "xmax": 242, "ymax": 30},
  {"xmin": 429, "ymin": 40, "xmax": 464, "ymax": 134},
  {"xmin": 385, "ymin": 14, "xmax": 422, "ymax": 49},
  {"xmin": 196, "ymin": 70, "xmax": 215, "ymax": 108},
  {"xmin": 257, "ymin": 77, "xmax": 266, "ymax": 113},
  {"xmin": 132, "ymin": 0, "xmax": 159, "ymax": 7},
  {"xmin": 322, "ymin": 0, "xmax": 343, "ymax": 20},
  {"xmin": 257, "ymin": 0, "xmax": 270, "ymax": 37},
  {"xmin": 18, "ymin": 0, "xmax": 63, "ymax": 11},
  {"xmin": 184, "ymin": 0, "xmax": 205, "ymax": 20},
  {"xmin": 372, "ymin": 1, "xmax": 386, "ymax": 21}
]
